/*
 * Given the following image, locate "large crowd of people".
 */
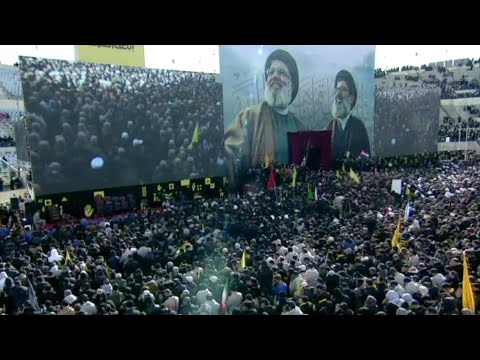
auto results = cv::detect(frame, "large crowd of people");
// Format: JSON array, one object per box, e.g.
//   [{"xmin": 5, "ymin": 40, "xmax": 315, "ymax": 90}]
[
  {"xmin": 438, "ymin": 105, "xmax": 480, "ymax": 143},
  {"xmin": 0, "ymin": 136, "xmax": 15, "ymax": 148},
  {"xmin": 20, "ymin": 57, "xmax": 225, "ymax": 195},
  {"xmin": 0, "ymin": 151, "xmax": 478, "ymax": 315},
  {"xmin": 375, "ymin": 62, "xmax": 480, "ymax": 100},
  {"xmin": 438, "ymin": 117, "xmax": 480, "ymax": 142},
  {"xmin": 374, "ymin": 87, "xmax": 441, "ymax": 157},
  {"xmin": 0, "ymin": 54, "xmax": 479, "ymax": 316}
]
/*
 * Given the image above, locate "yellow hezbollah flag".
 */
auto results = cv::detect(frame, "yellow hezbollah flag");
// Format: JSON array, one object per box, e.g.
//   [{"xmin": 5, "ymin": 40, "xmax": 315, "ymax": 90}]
[
  {"xmin": 462, "ymin": 253, "xmax": 476, "ymax": 313},
  {"xmin": 188, "ymin": 122, "xmax": 201, "ymax": 150},
  {"xmin": 265, "ymin": 155, "xmax": 271, "ymax": 169},
  {"xmin": 291, "ymin": 167, "xmax": 298, "ymax": 188},
  {"xmin": 406, "ymin": 187, "xmax": 413, "ymax": 197},
  {"xmin": 391, "ymin": 218, "xmax": 402, "ymax": 250},
  {"xmin": 65, "ymin": 250, "xmax": 72, "ymax": 266},
  {"xmin": 84, "ymin": 204, "xmax": 94, "ymax": 217},
  {"xmin": 241, "ymin": 250, "xmax": 248, "ymax": 269},
  {"xmin": 349, "ymin": 168, "xmax": 360, "ymax": 184},
  {"xmin": 75, "ymin": 45, "xmax": 145, "ymax": 67}
]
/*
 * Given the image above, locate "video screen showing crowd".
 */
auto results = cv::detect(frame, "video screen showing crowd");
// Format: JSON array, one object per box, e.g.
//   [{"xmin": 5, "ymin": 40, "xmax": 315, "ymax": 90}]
[
  {"xmin": 374, "ymin": 86, "xmax": 441, "ymax": 158},
  {"xmin": 20, "ymin": 57, "xmax": 225, "ymax": 196}
]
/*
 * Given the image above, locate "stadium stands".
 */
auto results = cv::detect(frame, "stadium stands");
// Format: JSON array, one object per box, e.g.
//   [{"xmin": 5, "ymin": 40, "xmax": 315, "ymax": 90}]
[{"xmin": 0, "ymin": 65, "xmax": 22, "ymax": 99}]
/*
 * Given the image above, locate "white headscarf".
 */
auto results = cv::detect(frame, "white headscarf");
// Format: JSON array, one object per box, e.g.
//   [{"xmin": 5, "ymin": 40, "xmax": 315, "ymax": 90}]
[
  {"xmin": 0, "ymin": 272, "xmax": 8, "ymax": 290},
  {"xmin": 402, "ymin": 293, "xmax": 414, "ymax": 305},
  {"xmin": 386, "ymin": 290, "xmax": 404, "ymax": 306},
  {"xmin": 102, "ymin": 282, "xmax": 113, "ymax": 296},
  {"xmin": 48, "ymin": 248, "xmax": 63, "ymax": 263},
  {"xmin": 419, "ymin": 285, "xmax": 429, "ymax": 298}
]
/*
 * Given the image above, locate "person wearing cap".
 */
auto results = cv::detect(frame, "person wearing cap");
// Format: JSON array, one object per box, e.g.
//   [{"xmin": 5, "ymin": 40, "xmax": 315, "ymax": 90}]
[
  {"xmin": 224, "ymin": 49, "xmax": 304, "ymax": 185},
  {"xmin": 327, "ymin": 70, "xmax": 370, "ymax": 160}
]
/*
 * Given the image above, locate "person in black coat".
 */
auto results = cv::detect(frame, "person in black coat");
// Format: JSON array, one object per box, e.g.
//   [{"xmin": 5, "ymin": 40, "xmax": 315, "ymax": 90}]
[{"xmin": 327, "ymin": 70, "xmax": 370, "ymax": 160}]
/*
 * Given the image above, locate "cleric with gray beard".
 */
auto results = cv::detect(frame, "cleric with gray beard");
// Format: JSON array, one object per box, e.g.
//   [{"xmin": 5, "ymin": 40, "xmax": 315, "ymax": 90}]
[
  {"xmin": 224, "ymin": 49, "xmax": 304, "ymax": 186},
  {"xmin": 326, "ymin": 70, "xmax": 370, "ymax": 160}
]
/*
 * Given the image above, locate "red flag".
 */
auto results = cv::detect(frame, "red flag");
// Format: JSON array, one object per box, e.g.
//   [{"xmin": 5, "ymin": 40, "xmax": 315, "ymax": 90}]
[{"xmin": 267, "ymin": 167, "xmax": 276, "ymax": 190}]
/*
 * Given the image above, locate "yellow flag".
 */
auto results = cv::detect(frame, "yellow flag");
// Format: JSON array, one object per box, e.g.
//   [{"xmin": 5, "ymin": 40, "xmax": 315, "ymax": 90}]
[
  {"xmin": 391, "ymin": 218, "xmax": 402, "ymax": 250},
  {"xmin": 291, "ymin": 167, "xmax": 298, "ymax": 188},
  {"xmin": 336, "ymin": 170, "xmax": 342, "ymax": 179},
  {"xmin": 241, "ymin": 250, "xmax": 248, "ymax": 269},
  {"xmin": 265, "ymin": 155, "xmax": 271, "ymax": 169},
  {"xmin": 349, "ymin": 168, "xmax": 360, "ymax": 184},
  {"xmin": 462, "ymin": 253, "xmax": 476, "ymax": 313},
  {"xmin": 188, "ymin": 122, "xmax": 201, "ymax": 150},
  {"xmin": 65, "ymin": 250, "xmax": 72, "ymax": 266},
  {"xmin": 406, "ymin": 187, "xmax": 413, "ymax": 197},
  {"xmin": 105, "ymin": 264, "xmax": 113, "ymax": 280},
  {"xmin": 84, "ymin": 204, "xmax": 94, "ymax": 217}
]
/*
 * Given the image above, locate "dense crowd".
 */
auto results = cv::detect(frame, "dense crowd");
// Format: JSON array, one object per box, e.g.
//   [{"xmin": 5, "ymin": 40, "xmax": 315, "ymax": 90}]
[
  {"xmin": 0, "ymin": 152, "xmax": 478, "ymax": 315},
  {"xmin": 375, "ymin": 63, "xmax": 480, "ymax": 100},
  {"xmin": 20, "ymin": 57, "xmax": 225, "ymax": 195},
  {"xmin": 374, "ymin": 87, "xmax": 441, "ymax": 157},
  {"xmin": 438, "ymin": 116, "xmax": 480, "ymax": 142},
  {"xmin": 0, "ymin": 136, "xmax": 15, "ymax": 148}
]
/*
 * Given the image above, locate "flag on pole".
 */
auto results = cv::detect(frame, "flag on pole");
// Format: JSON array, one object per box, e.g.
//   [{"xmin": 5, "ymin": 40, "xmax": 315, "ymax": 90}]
[
  {"xmin": 65, "ymin": 249, "xmax": 72, "ymax": 266},
  {"xmin": 301, "ymin": 139, "xmax": 310, "ymax": 167},
  {"xmin": 264, "ymin": 155, "xmax": 271, "ymax": 169},
  {"xmin": 391, "ymin": 218, "xmax": 402, "ymax": 250},
  {"xmin": 291, "ymin": 167, "xmax": 298, "ymax": 188},
  {"xmin": 307, "ymin": 185, "xmax": 315, "ymax": 202},
  {"xmin": 221, "ymin": 279, "xmax": 229, "ymax": 315},
  {"xmin": 406, "ymin": 186, "xmax": 413, "ymax": 198},
  {"xmin": 349, "ymin": 168, "xmax": 360, "ymax": 184},
  {"xmin": 188, "ymin": 122, "xmax": 201, "ymax": 150},
  {"xmin": 27, "ymin": 279, "xmax": 40, "ymax": 312},
  {"xmin": 300, "ymin": 153, "xmax": 307, "ymax": 167},
  {"xmin": 267, "ymin": 167, "xmax": 276, "ymax": 190},
  {"xmin": 360, "ymin": 150, "xmax": 370, "ymax": 158},
  {"xmin": 462, "ymin": 252, "xmax": 476, "ymax": 313},
  {"xmin": 241, "ymin": 250, "xmax": 248, "ymax": 269},
  {"xmin": 314, "ymin": 186, "xmax": 319, "ymax": 201}
]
